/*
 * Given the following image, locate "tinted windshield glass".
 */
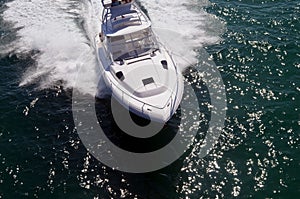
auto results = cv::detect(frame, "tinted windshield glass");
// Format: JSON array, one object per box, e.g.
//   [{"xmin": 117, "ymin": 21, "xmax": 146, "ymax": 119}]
[{"xmin": 109, "ymin": 28, "xmax": 158, "ymax": 61}]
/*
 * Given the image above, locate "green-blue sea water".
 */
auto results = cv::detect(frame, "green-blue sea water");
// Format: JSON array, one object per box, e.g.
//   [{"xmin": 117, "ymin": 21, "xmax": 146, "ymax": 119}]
[{"xmin": 0, "ymin": 0, "xmax": 299, "ymax": 198}]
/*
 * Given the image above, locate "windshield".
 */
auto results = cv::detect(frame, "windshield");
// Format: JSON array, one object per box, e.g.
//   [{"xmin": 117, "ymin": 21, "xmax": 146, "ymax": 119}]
[{"xmin": 109, "ymin": 28, "xmax": 158, "ymax": 61}]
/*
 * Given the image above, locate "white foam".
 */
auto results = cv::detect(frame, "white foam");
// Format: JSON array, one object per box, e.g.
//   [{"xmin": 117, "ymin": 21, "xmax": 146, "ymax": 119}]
[
  {"xmin": 140, "ymin": 0, "xmax": 224, "ymax": 70},
  {"xmin": 2, "ymin": 0, "xmax": 224, "ymax": 94},
  {"xmin": 2, "ymin": 0, "xmax": 100, "ymax": 94}
]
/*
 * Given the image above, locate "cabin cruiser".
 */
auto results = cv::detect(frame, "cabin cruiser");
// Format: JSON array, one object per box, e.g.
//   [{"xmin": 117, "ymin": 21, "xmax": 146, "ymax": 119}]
[{"xmin": 95, "ymin": 0, "xmax": 184, "ymax": 123}]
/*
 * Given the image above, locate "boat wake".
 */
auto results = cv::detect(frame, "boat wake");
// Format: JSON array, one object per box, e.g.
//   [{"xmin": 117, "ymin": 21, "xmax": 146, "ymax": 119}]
[
  {"xmin": 139, "ymin": 0, "xmax": 224, "ymax": 70},
  {"xmin": 1, "ymin": 0, "xmax": 224, "ymax": 95}
]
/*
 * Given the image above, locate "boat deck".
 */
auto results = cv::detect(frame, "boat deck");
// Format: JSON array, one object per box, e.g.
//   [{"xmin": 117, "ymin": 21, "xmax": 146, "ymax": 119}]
[{"xmin": 101, "ymin": 0, "xmax": 151, "ymax": 37}]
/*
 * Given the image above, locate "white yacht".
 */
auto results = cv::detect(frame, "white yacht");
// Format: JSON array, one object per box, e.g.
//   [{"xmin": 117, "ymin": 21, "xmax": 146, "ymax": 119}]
[{"xmin": 95, "ymin": 0, "xmax": 184, "ymax": 123}]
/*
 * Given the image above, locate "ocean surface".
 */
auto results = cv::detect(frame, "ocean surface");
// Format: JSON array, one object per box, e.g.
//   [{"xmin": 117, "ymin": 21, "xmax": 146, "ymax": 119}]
[{"xmin": 0, "ymin": 0, "xmax": 299, "ymax": 198}]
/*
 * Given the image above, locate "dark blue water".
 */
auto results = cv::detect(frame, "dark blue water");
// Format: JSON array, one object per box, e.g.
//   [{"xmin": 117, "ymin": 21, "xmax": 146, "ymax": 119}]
[{"xmin": 0, "ymin": 0, "xmax": 299, "ymax": 198}]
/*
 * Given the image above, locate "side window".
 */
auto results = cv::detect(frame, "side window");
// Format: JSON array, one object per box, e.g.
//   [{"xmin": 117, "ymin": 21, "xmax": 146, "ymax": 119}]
[{"xmin": 109, "ymin": 36, "xmax": 126, "ymax": 60}]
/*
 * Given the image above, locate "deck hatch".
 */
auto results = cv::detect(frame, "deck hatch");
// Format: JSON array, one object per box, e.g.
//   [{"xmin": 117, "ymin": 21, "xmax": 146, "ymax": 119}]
[{"xmin": 142, "ymin": 77, "xmax": 154, "ymax": 86}]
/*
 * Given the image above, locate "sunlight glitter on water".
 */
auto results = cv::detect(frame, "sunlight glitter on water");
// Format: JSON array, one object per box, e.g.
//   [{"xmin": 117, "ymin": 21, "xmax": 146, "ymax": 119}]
[{"xmin": 0, "ymin": 0, "xmax": 299, "ymax": 198}]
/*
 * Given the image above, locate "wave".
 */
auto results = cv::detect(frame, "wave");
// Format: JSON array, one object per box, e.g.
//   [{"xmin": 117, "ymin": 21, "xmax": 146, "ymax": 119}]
[{"xmin": 1, "ymin": 0, "xmax": 224, "ymax": 94}]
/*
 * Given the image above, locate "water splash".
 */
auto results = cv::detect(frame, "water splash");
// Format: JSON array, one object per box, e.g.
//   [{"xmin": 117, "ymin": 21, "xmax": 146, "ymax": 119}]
[
  {"xmin": 2, "ymin": 0, "xmax": 224, "ymax": 94},
  {"xmin": 2, "ymin": 0, "xmax": 99, "ymax": 94},
  {"xmin": 140, "ymin": 0, "xmax": 225, "ymax": 70}
]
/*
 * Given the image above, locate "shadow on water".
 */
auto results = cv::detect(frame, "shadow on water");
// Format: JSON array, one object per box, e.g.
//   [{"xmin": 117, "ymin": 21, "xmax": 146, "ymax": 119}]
[
  {"xmin": 95, "ymin": 98, "xmax": 180, "ymax": 153},
  {"xmin": 81, "ymin": 68, "xmax": 212, "ymax": 198}
]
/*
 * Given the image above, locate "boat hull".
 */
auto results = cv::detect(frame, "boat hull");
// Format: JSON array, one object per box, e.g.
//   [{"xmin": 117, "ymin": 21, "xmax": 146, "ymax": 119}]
[{"xmin": 95, "ymin": 2, "xmax": 184, "ymax": 123}]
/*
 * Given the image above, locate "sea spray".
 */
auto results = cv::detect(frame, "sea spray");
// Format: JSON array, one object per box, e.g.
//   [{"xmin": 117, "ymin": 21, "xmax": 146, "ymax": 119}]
[
  {"xmin": 2, "ymin": 0, "xmax": 224, "ymax": 94},
  {"xmin": 140, "ymin": 0, "xmax": 224, "ymax": 71},
  {"xmin": 2, "ymin": 0, "xmax": 99, "ymax": 94}
]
